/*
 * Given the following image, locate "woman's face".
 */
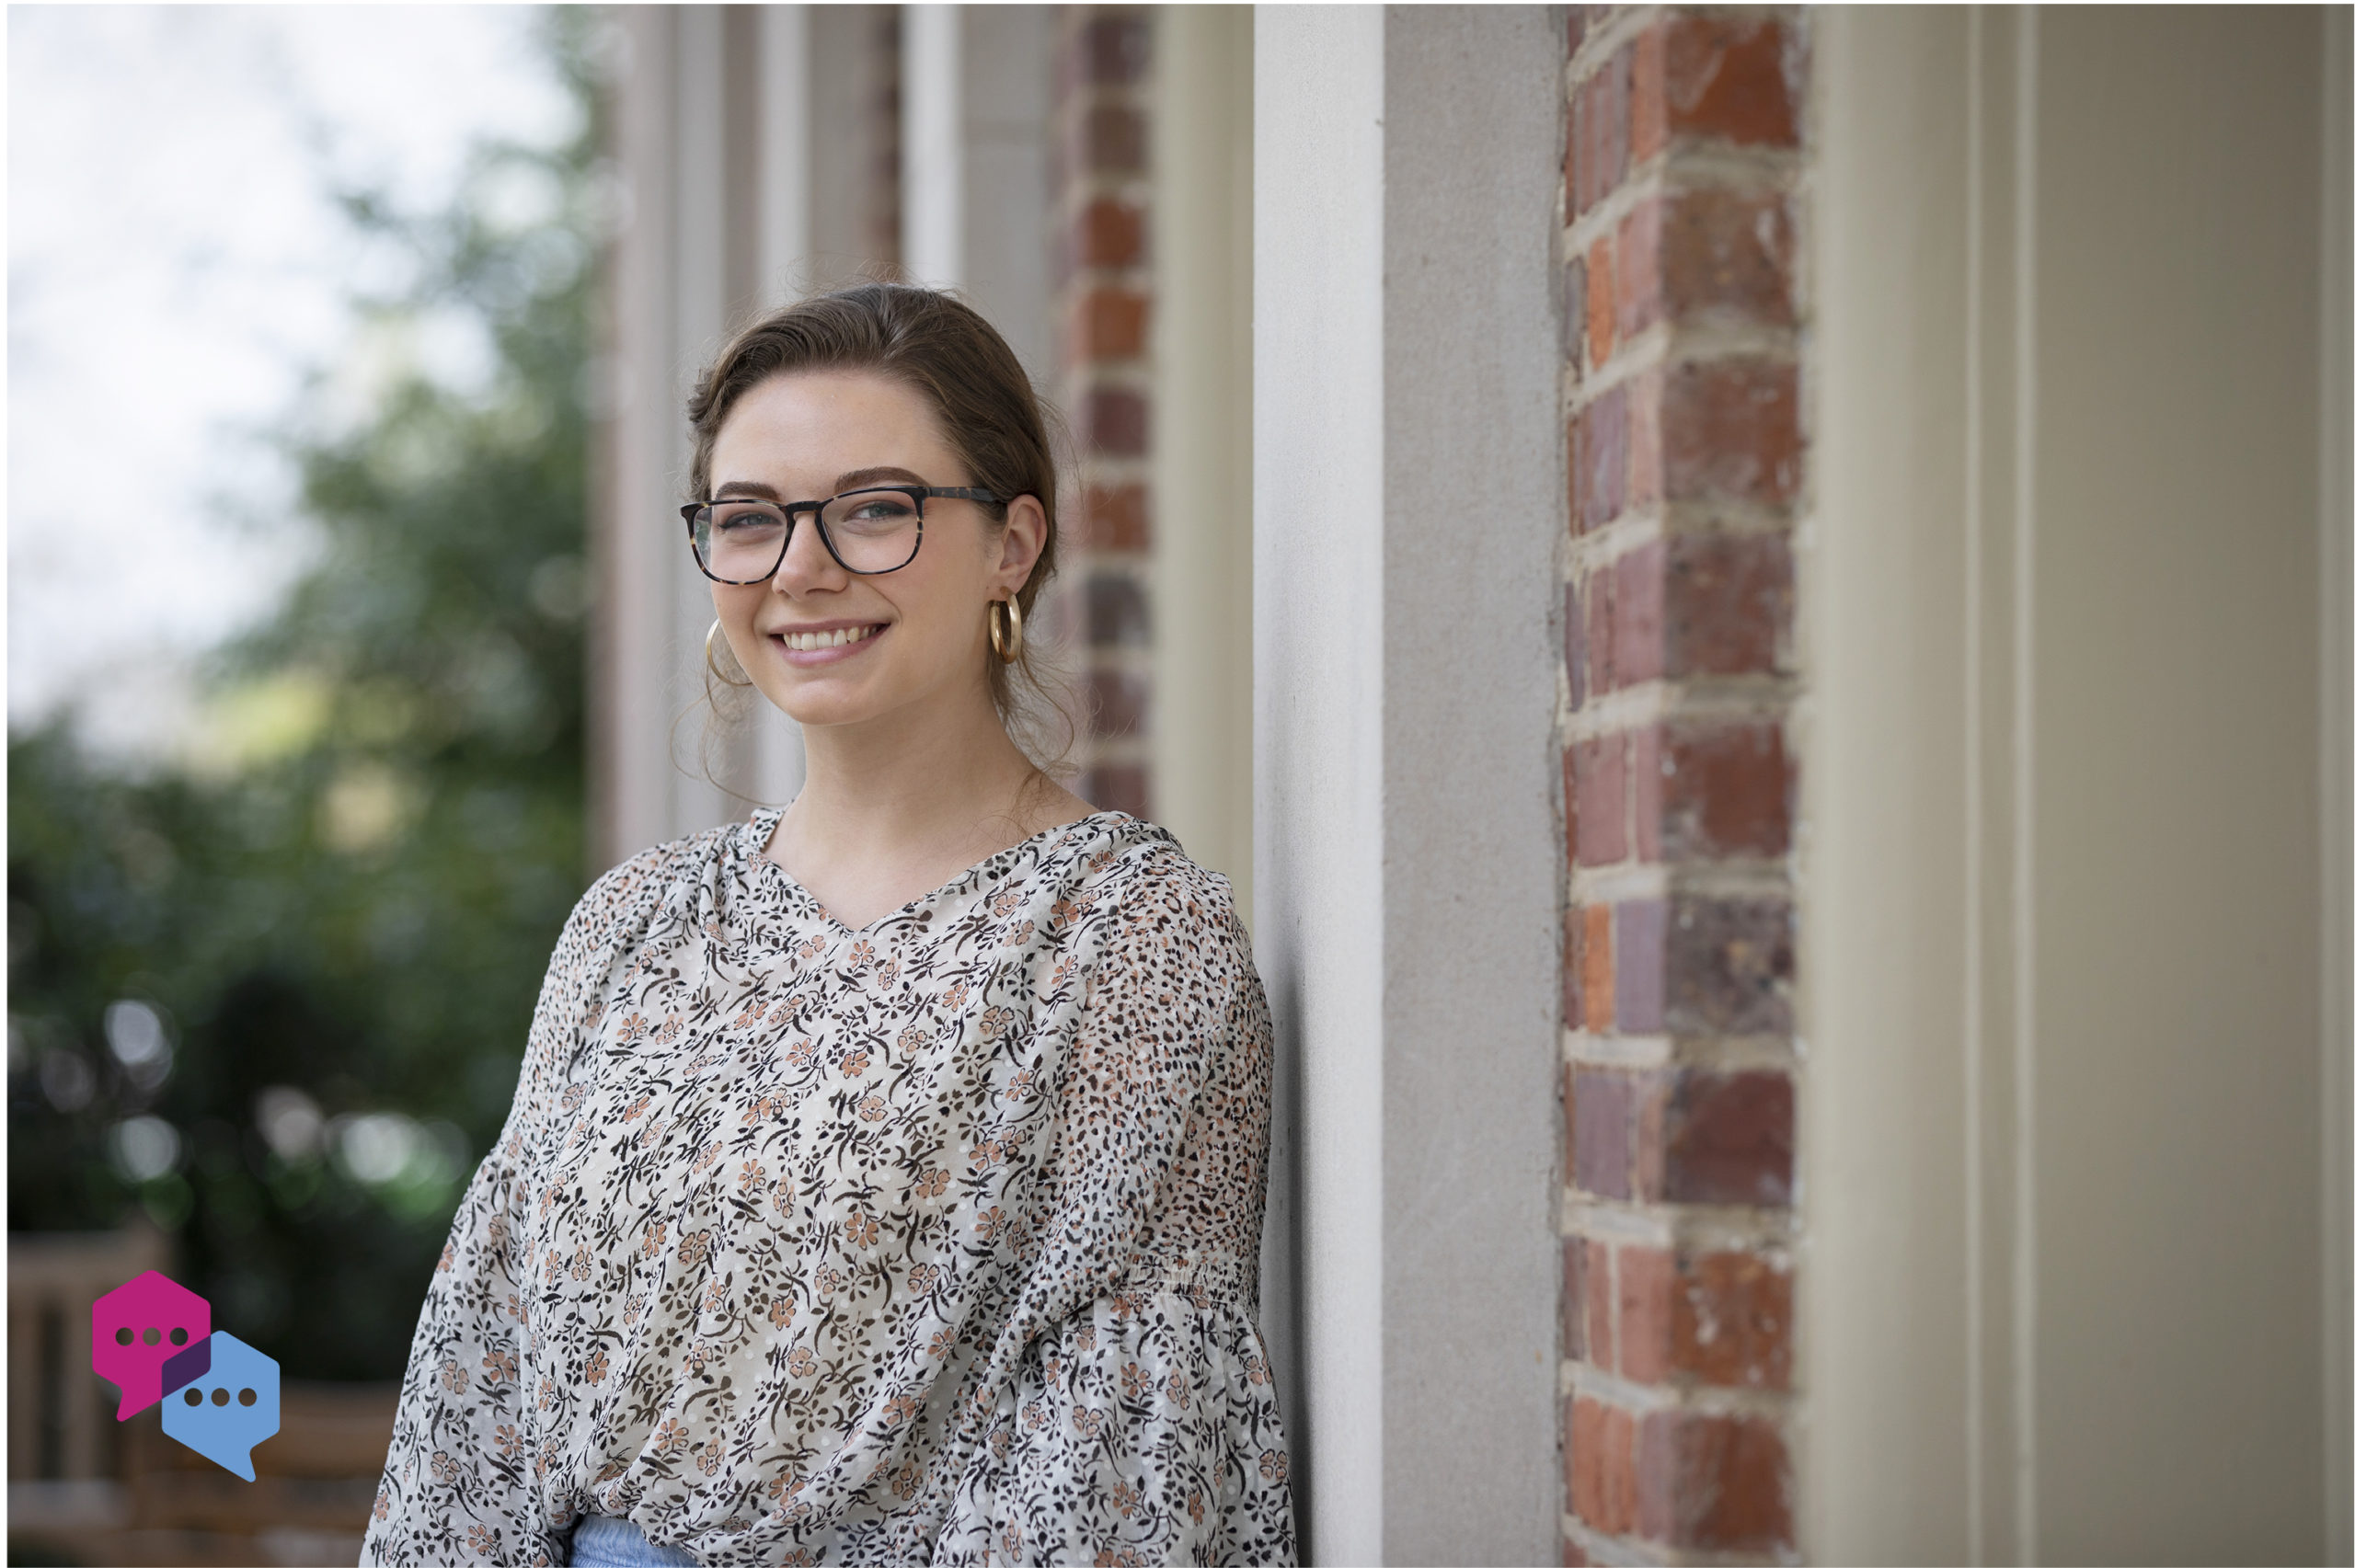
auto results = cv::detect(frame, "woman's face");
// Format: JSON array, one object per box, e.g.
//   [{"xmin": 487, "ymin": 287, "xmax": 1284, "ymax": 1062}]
[{"xmin": 704, "ymin": 369, "xmax": 1044, "ymax": 733}]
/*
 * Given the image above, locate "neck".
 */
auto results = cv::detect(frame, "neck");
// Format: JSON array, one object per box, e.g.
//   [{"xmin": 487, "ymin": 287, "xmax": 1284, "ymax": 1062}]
[{"xmin": 781, "ymin": 671, "xmax": 1044, "ymax": 864}]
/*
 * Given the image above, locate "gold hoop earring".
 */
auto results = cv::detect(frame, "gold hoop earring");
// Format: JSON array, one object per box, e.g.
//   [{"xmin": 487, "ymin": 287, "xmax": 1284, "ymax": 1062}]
[
  {"xmin": 705, "ymin": 618, "xmax": 753, "ymax": 688},
  {"xmin": 988, "ymin": 596, "xmax": 1026, "ymax": 663}
]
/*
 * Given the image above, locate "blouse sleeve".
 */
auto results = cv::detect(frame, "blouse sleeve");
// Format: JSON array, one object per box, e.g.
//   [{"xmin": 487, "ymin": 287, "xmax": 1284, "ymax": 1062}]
[
  {"xmin": 362, "ymin": 862, "xmax": 628, "ymax": 1568},
  {"xmin": 941, "ymin": 856, "xmax": 1300, "ymax": 1566}
]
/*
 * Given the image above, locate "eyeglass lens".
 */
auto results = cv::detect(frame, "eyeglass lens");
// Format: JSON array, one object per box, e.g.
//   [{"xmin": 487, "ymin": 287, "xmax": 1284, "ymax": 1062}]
[{"xmin": 692, "ymin": 488, "xmax": 922, "ymax": 579}]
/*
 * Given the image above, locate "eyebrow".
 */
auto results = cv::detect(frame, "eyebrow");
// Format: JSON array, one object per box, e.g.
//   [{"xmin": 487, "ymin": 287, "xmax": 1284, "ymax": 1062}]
[{"xmin": 712, "ymin": 465, "xmax": 932, "ymax": 501}]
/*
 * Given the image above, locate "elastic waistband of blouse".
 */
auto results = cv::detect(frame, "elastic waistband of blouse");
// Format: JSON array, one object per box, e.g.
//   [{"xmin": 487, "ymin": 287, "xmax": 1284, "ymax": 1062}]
[{"xmin": 1115, "ymin": 1245, "xmax": 1259, "ymax": 1318}]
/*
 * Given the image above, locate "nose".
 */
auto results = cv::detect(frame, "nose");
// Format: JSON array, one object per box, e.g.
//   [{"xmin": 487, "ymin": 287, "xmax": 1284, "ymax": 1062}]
[{"xmin": 769, "ymin": 507, "xmax": 846, "ymax": 596}]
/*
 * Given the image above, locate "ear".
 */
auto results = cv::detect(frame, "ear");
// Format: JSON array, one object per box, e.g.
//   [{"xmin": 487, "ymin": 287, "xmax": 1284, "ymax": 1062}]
[{"xmin": 992, "ymin": 494, "xmax": 1051, "ymax": 596}]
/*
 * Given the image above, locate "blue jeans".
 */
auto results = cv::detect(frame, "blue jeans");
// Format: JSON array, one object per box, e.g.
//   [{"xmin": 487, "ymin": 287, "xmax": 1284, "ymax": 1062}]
[{"xmin": 568, "ymin": 1511, "xmax": 702, "ymax": 1566}]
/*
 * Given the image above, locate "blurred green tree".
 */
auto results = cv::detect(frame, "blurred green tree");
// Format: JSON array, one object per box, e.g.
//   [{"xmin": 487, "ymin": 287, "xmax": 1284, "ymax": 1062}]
[{"xmin": 8, "ymin": 9, "xmax": 608, "ymax": 1380}]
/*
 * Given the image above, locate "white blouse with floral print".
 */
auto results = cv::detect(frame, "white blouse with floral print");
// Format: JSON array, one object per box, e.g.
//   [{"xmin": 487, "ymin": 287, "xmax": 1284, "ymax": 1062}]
[{"xmin": 361, "ymin": 804, "xmax": 1296, "ymax": 1567}]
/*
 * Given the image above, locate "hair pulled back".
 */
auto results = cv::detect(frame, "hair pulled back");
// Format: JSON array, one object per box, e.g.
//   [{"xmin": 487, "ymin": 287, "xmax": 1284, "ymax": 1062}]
[{"xmin": 685, "ymin": 282, "xmax": 1078, "ymax": 781}]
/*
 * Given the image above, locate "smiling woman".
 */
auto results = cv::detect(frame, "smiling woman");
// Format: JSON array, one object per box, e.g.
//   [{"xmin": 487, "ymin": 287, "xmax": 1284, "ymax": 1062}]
[{"xmin": 362, "ymin": 284, "xmax": 1299, "ymax": 1567}]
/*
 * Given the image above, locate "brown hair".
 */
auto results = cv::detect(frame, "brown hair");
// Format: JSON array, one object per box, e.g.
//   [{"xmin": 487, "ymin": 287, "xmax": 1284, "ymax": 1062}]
[{"xmin": 684, "ymin": 282, "xmax": 1079, "ymax": 785}]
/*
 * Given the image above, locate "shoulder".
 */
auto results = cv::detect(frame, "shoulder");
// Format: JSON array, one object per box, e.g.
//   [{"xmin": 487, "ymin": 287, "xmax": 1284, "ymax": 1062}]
[
  {"xmin": 555, "ymin": 819, "xmax": 741, "ymax": 952},
  {"xmin": 1074, "ymin": 824, "xmax": 1252, "ymax": 1016}
]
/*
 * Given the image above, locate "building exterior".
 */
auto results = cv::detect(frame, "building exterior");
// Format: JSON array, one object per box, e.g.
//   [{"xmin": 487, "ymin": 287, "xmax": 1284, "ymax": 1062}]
[{"xmin": 594, "ymin": 6, "xmax": 2353, "ymax": 1563}]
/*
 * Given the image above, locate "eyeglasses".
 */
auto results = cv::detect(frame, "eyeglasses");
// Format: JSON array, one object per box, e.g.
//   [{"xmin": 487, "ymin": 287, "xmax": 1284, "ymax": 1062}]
[{"xmin": 680, "ymin": 485, "xmax": 1002, "ymax": 582}]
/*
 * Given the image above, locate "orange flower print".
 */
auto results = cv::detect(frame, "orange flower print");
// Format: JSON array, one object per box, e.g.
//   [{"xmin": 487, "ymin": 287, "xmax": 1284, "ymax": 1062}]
[
  {"xmin": 1188, "ymin": 1488, "xmax": 1205, "ymax": 1524},
  {"xmin": 909, "ymin": 1262, "xmax": 940, "ymax": 1292},
  {"xmin": 980, "ymin": 1006, "xmax": 1014, "ymax": 1040},
  {"xmin": 693, "ymin": 1142, "xmax": 722, "ymax": 1173},
  {"xmin": 786, "ymin": 1038, "xmax": 816, "ymax": 1070},
  {"xmin": 656, "ymin": 1014, "xmax": 683, "ymax": 1045},
  {"xmin": 439, "ymin": 1357, "xmax": 466, "ymax": 1393},
  {"xmin": 787, "ymin": 1346, "xmax": 816, "ymax": 1378},
  {"xmin": 977, "ymin": 1206, "xmax": 1008, "ymax": 1241},
  {"xmin": 697, "ymin": 1441, "xmax": 725, "ymax": 1475},
  {"xmin": 467, "ymin": 1523, "xmax": 496, "ymax": 1555},
  {"xmin": 928, "ymin": 1328, "xmax": 957, "ymax": 1358},
  {"xmin": 1166, "ymin": 1368, "xmax": 1190, "ymax": 1410},
  {"xmin": 897, "ymin": 1024, "xmax": 931, "ymax": 1056},
  {"xmin": 1258, "ymin": 1449, "xmax": 1289, "ymax": 1482},
  {"xmin": 1004, "ymin": 919, "xmax": 1035, "ymax": 947},
  {"xmin": 571, "ymin": 1245, "xmax": 591, "ymax": 1280},
  {"xmin": 482, "ymin": 1349, "xmax": 517, "ymax": 1384},
  {"xmin": 654, "ymin": 1418, "xmax": 690, "ymax": 1458},
  {"xmin": 622, "ymin": 1093, "xmax": 652, "ymax": 1122},
  {"xmin": 1071, "ymin": 1406, "xmax": 1105, "ymax": 1437},
  {"xmin": 1021, "ymin": 1402, "xmax": 1046, "ymax": 1432},
  {"xmin": 373, "ymin": 1483, "xmax": 391, "ymax": 1520},
  {"xmin": 702, "ymin": 1278, "xmax": 727, "ymax": 1313},
  {"xmin": 878, "ymin": 956, "xmax": 901, "ymax": 985},
  {"xmin": 797, "ymin": 934, "xmax": 827, "ymax": 960},
  {"xmin": 431, "ymin": 1450, "xmax": 459, "ymax": 1484},
  {"xmin": 585, "ymin": 1349, "xmax": 609, "ymax": 1384},
  {"xmin": 1074, "ymin": 1323, "xmax": 1096, "ymax": 1352},
  {"xmin": 845, "ymin": 1211, "xmax": 879, "ymax": 1248},
  {"xmin": 1246, "ymin": 1354, "xmax": 1269, "ymax": 1386},
  {"xmin": 1003, "ymin": 1523, "xmax": 1023, "ymax": 1558},
  {"xmin": 676, "ymin": 1230, "xmax": 712, "ymax": 1269},
  {"xmin": 1111, "ymin": 1480, "xmax": 1140, "ymax": 1517},
  {"xmin": 883, "ymin": 1392, "xmax": 921, "ymax": 1426},
  {"xmin": 915, "ymin": 1169, "xmax": 948, "ymax": 1198},
  {"xmin": 858, "ymin": 1093, "xmax": 886, "ymax": 1122},
  {"xmin": 1005, "ymin": 1069, "xmax": 1035, "ymax": 1102},
  {"xmin": 842, "ymin": 1047, "xmax": 869, "ymax": 1077},
  {"xmin": 437, "ymin": 1241, "xmax": 454, "ymax": 1273},
  {"xmin": 625, "ymin": 1294, "xmax": 646, "ymax": 1327},
  {"xmin": 943, "ymin": 979, "xmax": 969, "ymax": 1009},
  {"xmin": 990, "ymin": 889, "xmax": 1022, "ymax": 919},
  {"xmin": 616, "ymin": 1013, "xmax": 649, "ymax": 1043},
  {"xmin": 847, "ymin": 939, "xmax": 876, "ymax": 967},
  {"xmin": 765, "ymin": 1471, "xmax": 807, "ymax": 1500},
  {"xmin": 641, "ymin": 1219, "xmax": 668, "ymax": 1260},
  {"xmin": 594, "ymin": 1459, "xmax": 626, "ymax": 1485},
  {"xmin": 816, "ymin": 1265, "xmax": 844, "ymax": 1295},
  {"xmin": 990, "ymin": 1428, "xmax": 1012, "ymax": 1460},
  {"xmin": 1120, "ymin": 1362, "xmax": 1148, "ymax": 1398},
  {"xmin": 738, "ymin": 1160, "xmax": 769, "ymax": 1192},
  {"xmin": 768, "ymin": 1297, "xmax": 797, "ymax": 1329}
]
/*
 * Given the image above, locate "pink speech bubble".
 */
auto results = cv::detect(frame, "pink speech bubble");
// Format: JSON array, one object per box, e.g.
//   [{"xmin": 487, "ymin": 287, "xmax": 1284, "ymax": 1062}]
[{"xmin": 91, "ymin": 1269, "xmax": 211, "ymax": 1419}]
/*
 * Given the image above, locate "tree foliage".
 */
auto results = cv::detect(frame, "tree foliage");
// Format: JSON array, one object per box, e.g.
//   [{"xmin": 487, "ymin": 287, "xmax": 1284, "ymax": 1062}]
[{"xmin": 7, "ymin": 10, "xmax": 607, "ymax": 1380}]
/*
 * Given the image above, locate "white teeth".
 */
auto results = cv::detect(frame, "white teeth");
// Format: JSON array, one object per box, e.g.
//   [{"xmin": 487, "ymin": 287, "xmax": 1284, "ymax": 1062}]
[{"xmin": 783, "ymin": 624, "xmax": 878, "ymax": 651}]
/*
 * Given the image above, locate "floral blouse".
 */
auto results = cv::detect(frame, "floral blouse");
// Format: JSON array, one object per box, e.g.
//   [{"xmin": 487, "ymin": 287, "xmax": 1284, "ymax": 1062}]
[{"xmin": 361, "ymin": 804, "xmax": 1296, "ymax": 1567}]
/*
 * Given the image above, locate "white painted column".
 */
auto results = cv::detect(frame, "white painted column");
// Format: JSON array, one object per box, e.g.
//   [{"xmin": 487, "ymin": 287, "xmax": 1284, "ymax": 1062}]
[{"xmin": 1256, "ymin": 8, "xmax": 1564, "ymax": 1562}]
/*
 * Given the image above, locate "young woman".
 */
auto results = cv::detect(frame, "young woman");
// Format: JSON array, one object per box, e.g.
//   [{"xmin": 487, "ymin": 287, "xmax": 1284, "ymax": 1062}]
[{"xmin": 362, "ymin": 284, "xmax": 1295, "ymax": 1567}]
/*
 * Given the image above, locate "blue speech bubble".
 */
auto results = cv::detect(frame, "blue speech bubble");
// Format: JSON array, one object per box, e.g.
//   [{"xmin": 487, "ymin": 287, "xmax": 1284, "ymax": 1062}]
[{"xmin": 159, "ymin": 1331, "xmax": 280, "ymax": 1481}]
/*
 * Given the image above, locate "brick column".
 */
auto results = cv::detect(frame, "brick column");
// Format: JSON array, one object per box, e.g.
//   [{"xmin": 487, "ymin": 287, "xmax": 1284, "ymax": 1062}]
[
  {"xmin": 1557, "ymin": 10, "xmax": 1808, "ymax": 1563},
  {"xmin": 1051, "ymin": 6, "xmax": 1155, "ymax": 818}
]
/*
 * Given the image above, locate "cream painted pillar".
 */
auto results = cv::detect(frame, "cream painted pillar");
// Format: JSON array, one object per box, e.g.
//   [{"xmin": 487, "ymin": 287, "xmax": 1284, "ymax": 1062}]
[
  {"xmin": 1152, "ymin": 6, "xmax": 1254, "ymax": 924},
  {"xmin": 1256, "ymin": 7, "xmax": 1563, "ymax": 1562},
  {"xmin": 1807, "ymin": 8, "xmax": 2352, "ymax": 1562}
]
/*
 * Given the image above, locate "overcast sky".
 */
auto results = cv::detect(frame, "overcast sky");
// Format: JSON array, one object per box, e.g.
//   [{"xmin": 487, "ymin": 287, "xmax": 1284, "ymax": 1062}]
[{"xmin": 7, "ymin": 5, "xmax": 579, "ymax": 766}]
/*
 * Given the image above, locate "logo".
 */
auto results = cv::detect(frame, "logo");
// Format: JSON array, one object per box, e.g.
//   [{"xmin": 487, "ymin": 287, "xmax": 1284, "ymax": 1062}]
[{"xmin": 91, "ymin": 1268, "xmax": 281, "ymax": 1481}]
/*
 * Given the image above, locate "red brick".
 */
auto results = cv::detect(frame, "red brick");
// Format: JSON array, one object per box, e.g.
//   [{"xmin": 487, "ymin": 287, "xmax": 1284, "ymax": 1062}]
[
  {"xmin": 1561, "ymin": 1236, "xmax": 1589, "ymax": 1360},
  {"xmin": 1074, "ymin": 483, "xmax": 1150, "ymax": 552},
  {"xmin": 1664, "ymin": 894, "xmax": 1794, "ymax": 1035},
  {"xmin": 1637, "ymin": 1410, "xmax": 1794, "ymax": 1551},
  {"xmin": 1673, "ymin": 1251, "xmax": 1792, "ymax": 1390},
  {"xmin": 1630, "ymin": 724, "xmax": 1661, "ymax": 861},
  {"xmin": 1661, "ymin": 189, "xmax": 1795, "ymax": 326},
  {"xmin": 1569, "ymin": 46, "xmax": 1629, "ymax": 215},
  {"xmin": 1070, "ymin": 286, "xmax": 1150, "ymax": 361},
  {"xmin": 1614, "ymin": 198, "xmax": 1662, "ymax": 342},
  {"xmin": 1085, "ymin": 571, "xmax": 1151, "ymax": 647},
  {"xmin": 1562, "ymin": 254, "xmax": 1588, "ymax": 372},
  {"xmin": 1078, "ymin": 387, "xmax": 1148, "ymax": 456},
  {"xmin": 1584, "ymin": 567, "xmax": 1615, "ymax": 692},
  {"xmin": 1571, "ymin": 736, "xmax": 1627, "ymax": 865},
  {"xmin": 1571, "ymin": 383, "xmax": 1628, "ymax": 532},
  {"xmin": 1662, "ymin": 1070, "xmax": 1793, "ymax": 1207},
  {"xmin": 1661, "ymin": 359, "xmax": 1801, "ymax": 507},
  {"xmin": 1599, "ymin": 1404, "xmax": 1638, "ymax": 1535},
  {"xmin": 1663, "ymin": 15, "xmax": 1803, "ymax": 148},
  {"xmin": 1613, "ymin": 898, "xmax": 1667, "ymax": 1034},
  {"xmin": 1586, "ymin": 234, "xmax": 1616, "ymax": 366},
  {"xmin": 1629, "ymin": 26, "xmax": 1667, "ymax": 162},
  {"xmin": 1580, "ymin": 905, "xmax": 1614, "ymax": 1031},
  {"xmin": 1080, "ymin": 763, "xmax": 1150, "ymax": 819},
  {"xmin": 1615, "ymin": 1244, "xmax": 1674, "ymax": 1384},
  {"xmin": 1661, "ymin": 721, "xmax": 1790, "ymax": 858},
  {"xmin": 1627, "ymin": 367, "xmax": 1662, "ymax": 509},
  {"xmin": 1561, "ymin": 1536, "xmax": 1590, "ymax": 1568},
  {"xmin": 1075, "ymin": 14, "xmax": 1150, "ymax": 86},
  {"xmin": 1584, "ymin": 1239, "xmax": 1616, "ymax": 1372},
  {"xmin": 1086, "ymin": 668, "xmax": 1149, "ymax": 738},
  {"xmin": 1565, "ymin": 579, "xmax": 1589, "ymax": 708},
  {"xmin": 1075, "ymin": 197, "xmax": 1145, "ymax": 268},
  {"xmin": 1610, "ymin": 540, "xmax": 1664, "ymax": 686},
  {"xmin": 1666, "ymin": 532, "xmax": 1792, "ymax": 675},
  {"xmin": 1072, "ymin": 104, "xmax": 1146, "ymax": 176},
  {"xmin": 1568, "ymin": 1396, "xmax": 1609, "ymax": 1526},
  {"xmin": 1570, "ymin": 1066, "xmax": 1633, "ymax": 1198}
]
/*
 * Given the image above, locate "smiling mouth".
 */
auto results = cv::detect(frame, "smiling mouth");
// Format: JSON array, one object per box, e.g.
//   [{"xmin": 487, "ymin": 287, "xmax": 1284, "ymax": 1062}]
[{"xmin": 773, "ymin": 623, "xmax": 886, "ymax": 652}]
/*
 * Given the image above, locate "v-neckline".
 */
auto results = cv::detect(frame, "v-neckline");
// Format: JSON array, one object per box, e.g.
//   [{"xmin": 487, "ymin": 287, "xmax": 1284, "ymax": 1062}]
[{"xmin": 736, "ymin": 803, "xmax": 1130, "ymax": 938}]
